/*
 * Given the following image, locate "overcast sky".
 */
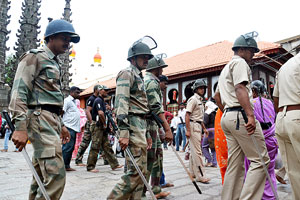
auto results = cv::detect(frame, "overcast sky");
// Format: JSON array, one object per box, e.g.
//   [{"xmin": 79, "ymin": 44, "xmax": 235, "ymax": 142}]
[{"xmin": 6, "ymin": 0, "xmax": 300, "ymax": 87}]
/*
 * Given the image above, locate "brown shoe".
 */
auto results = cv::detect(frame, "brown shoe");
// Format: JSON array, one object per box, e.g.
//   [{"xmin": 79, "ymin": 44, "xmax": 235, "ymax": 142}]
[
  {"xmin": 112, "ymin": 165, "xmax": 124, "ymax": 170},
  {"xmin": 161, "ymin": 183, "xmax": 174, "ymax": 188},
  {"xmin": 65, "ymin": 168, "xmax": 76, "ymax": 171},
  {"xmin": 87, "ymin": 168, "xmax": 99, "ymax": 173},
  {"xmin": 0, "ymin": 149, "xmax": 8, "ymax": 152},
  {"xmin": 276, "ymin": 174, "xmax": 287, "ymax": 184},
  {"xmin": 197, "ymin": 177, "xmax": 210, "ymax": 184},
  {"xmin": 76, "ymin": 163, "xmax": 86, "ymax": 167},
  {"xmin": 155, "ymin": 191, "xmax": 171, "ymax": 199},
  {"xmin": 205, "ymin": 163, "xmax": 212, "ymax": 167}
]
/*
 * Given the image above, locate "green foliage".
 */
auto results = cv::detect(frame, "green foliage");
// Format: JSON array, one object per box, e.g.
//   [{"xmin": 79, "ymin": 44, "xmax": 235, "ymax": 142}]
[{"xmin": 4, "ymin": 54, "xmax": 17, "ymax": 88}]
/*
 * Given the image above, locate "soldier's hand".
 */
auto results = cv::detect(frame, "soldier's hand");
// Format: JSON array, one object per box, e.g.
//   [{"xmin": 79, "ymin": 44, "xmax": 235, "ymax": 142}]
[
  {"xmin": 119, "ymin": 137, "xmax": 129, "ymax": 150},
  {"xmin": 165, "ymin": 129, "xmax": 173, "ymax": 145},
  {"xmin": 185, "ymin": 130, "xmax": 191, "ymax": 139},
  {"xmin": 12, "ymin": 130, "xmax": 28, "ymax": 151},
  {"xmin": 61, "ymin": 126, "xmax": 70, "ymax": 144},
  {"xmin": 147, "ymin": 138, "xmax": 152, "ymax": 150},
  {"xmin": 245, "ymin": 115, "xmax": 256, "ymax": 135}
]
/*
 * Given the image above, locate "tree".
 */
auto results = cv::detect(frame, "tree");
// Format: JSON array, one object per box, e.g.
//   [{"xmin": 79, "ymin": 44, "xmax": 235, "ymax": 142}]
[{"xmin": 4, "ymin": 54, "xmax": 17, "ymax": 88}]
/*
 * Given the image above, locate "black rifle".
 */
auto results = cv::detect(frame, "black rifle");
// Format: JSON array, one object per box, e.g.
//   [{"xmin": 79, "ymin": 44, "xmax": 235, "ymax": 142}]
[{"xmin": 2, "ymin": 111, "xmax": 15, "ymax": 136}]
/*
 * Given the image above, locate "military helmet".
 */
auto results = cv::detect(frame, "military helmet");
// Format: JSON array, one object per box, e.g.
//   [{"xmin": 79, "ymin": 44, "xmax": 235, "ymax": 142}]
[
  {"xmin": 44, "ymin": 19, "xmax": 80, "ymax": 43},
  {"xmin": 232, "ymin": 31, "xmax": 259, "ymax": 53},
  {"xmin": 127, "ymin": 42, "xmax": 153, "ymax": 61},
  {"xmin": 251, "ymin": 80, "xmax": 266, "ymax": 94},
  {"xmin": 192, "ymin": 79, "xmax": 207, "ymax": 91},
  {"xmin": 127, "ymin": 36, "xmax": 157, "ymax": 61},
  {"xmin": 146, "ymin": 53, "xmax": 168, "ymax": 71}
]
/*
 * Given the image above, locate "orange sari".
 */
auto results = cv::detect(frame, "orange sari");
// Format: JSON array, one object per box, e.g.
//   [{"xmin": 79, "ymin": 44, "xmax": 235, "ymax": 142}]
[{"xmin": 214, "ymin": 109, "xmax": 228, "ymax": 184}]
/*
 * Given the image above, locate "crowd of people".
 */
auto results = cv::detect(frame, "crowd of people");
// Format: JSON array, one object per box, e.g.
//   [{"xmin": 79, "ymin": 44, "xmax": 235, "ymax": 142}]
[{"xmin": 3, "ymin": 18, "xmax": 299, "ymax": 200}]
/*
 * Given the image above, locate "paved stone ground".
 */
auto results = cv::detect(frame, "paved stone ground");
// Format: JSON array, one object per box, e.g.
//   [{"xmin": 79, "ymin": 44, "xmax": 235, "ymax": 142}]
[{"xmin": 0, "ymin": 139, "xmax": 293, "ymax": 200}]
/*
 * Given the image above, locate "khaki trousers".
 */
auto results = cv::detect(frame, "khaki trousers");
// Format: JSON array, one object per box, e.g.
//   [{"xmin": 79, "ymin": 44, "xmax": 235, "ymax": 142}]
[
  {"xmin": 275, "ymin": 109, "xmax": 300, "ymax": 200},
  {"xmin": 221, "ymin": 111, "xmax": 270, "ymax": 200},
  {"xmin": 189, "ymin": 122, "xmax": 207, "ymax": 181}
]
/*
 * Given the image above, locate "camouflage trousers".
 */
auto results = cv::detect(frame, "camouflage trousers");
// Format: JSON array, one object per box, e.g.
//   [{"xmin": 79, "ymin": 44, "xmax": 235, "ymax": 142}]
[
  {"xmin": 75, "ymin": 122, "xmax": 92, "ymax": 164},
  {"xmin": 27, "ymin": 109, "xmax": 66, "ymax": 200},
  {"xmin": 143, "ymin": 121, "xmax": 163, "ymax": 195},
  {"xmin": 107, "ymin": 116, "xmax": 147, "ymax": 200},
  {"xmin": 87, "ymin": 122, "xmax": 119, "ymax": 170}
]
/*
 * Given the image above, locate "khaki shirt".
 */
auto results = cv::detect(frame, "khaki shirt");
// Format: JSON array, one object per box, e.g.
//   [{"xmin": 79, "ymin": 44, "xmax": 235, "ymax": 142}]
[
  {"xmin": 186, "ymin": 93, "xmax": 204, "ymax": 121},
  {"xmin": 217, "ymin": 55, "xmax": 253, "ymax": 109},
  {"xmin": 9, "ymin": 46, "xmax": 64, "ymax": 131},
  {"xmin": 273, "ymin": 52, "xmax": 300, "ymax": 108}
]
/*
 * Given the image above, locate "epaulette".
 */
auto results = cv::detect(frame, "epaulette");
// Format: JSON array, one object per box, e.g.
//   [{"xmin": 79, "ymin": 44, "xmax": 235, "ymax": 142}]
[
  {"xmin": 19, "ymin": 49, "xmax": 44, "ymax": 62},
  {"xmin": 29, "ymin": 49, "xmax": 44, "ymax": 54}
]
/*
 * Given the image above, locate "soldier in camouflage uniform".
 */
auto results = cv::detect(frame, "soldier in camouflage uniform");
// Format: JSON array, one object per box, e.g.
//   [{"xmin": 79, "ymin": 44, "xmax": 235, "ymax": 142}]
[
  {"xmin": 87, "ymin": 85, "xmax": 123, "ymax": 172},
  {"xmin": 107, "ymin": 39, "xmax": 154, "ymax": 200},
  {"xmin": 143, "ymin": 54, "xmax": 173, "ymax": 199},
  {"xmin": 75, "ymin": 84, "xmax": 101, "ymax": 166},
  {"xmin": 9, "ymin": 19, "xmax": 80, "ymax": 199}
]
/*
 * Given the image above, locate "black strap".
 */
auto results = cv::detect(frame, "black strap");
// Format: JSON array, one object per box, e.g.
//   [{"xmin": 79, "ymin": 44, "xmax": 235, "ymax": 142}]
[
  {"xmin": 28, "ymin": 105, "xmax": 62, "ymax": 115},
  {"xmin": 189, "ymin": 119, "xmax": 202, "ymax": 124},
  {"xmin": 179, "ymin": 116, "xmax": 184, "ymax": 124}
]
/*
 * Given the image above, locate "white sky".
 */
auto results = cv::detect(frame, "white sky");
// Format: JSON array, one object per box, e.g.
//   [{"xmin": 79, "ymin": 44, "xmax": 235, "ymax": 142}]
[{"xmin": 6, "ymin": 0, "xmax": 300, "ymax": 88}]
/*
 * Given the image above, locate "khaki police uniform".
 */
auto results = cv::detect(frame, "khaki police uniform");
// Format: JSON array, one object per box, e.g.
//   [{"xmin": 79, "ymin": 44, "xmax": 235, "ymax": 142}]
[
  {"xmin": 186, "ymin": 93, "xmax": 208, "ymax": 182},
  {"xmin": 218, "ymin": 55, "xmax": 270, "ymax": 200},
  {"xmin": 273, "ymin": 52, "xmax": 300, "ymax": 200}
]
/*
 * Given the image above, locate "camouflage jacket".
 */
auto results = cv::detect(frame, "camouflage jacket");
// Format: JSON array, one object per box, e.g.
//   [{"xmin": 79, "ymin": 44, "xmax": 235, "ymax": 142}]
[
  {"xmin": 9, "ymin": 45, "xmax": 64, "ymax": 131},
  {"xmin": 144, "ymin": 72, "xmax": 164, "ymax": 115},
  {"xmin": 114, "ymin": 64, "xmax": 149, "ymax": 138}
]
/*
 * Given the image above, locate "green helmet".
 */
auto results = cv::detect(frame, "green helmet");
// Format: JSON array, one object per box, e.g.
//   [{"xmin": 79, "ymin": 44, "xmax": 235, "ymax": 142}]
[
  {"xmin": 127, "ymin": 42, "xmax": 154, "ymax": 61},
  {"xmin": 232, "ymin": 31, "xmax": 260, "ymax": 53},
  {"xmin": 146, "ymin": 53, "xmax": 168, "ymax": 71},
  {"xmin": 192, "ymin": 79, "xmax": 207, "ymax": 91}
]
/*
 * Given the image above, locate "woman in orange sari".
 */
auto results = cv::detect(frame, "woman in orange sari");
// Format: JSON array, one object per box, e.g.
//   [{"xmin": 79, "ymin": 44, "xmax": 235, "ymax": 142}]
[{"xmin": 214, "ymin": 109, "xmax": 228, "ymax": 184}]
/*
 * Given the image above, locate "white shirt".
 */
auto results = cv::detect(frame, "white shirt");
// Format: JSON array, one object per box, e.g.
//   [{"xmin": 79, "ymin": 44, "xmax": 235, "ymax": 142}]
[
  {"xmin": 62, "ymin": 95, "xmax": 81, "ymax": 132},
  {"xmin": 177, "ymin": 108, "xmax": 187, "ymax": 124}
]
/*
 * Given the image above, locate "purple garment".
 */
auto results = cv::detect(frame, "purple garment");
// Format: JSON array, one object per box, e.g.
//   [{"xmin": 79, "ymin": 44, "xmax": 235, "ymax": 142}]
[
  {"xmin": 202, "ymin": 128, "xmax": 217, "ymax": 166},
  {"xmin": 245, "ymin": 97, "xmax": 278, "ymax": 200}
]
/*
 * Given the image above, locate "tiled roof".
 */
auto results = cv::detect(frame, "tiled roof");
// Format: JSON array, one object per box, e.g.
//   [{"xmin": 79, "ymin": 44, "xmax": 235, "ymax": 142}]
[
  {"xmin": 80, "ymin": 77, "xmax": 116, "ymax": 96},
  {"xmin": 80, "ymin": 41, "xmax": 281, "ymax": 96},
  {"xmin": 163, "ymin": 40, "xmax": 281, "ymax": 76}
]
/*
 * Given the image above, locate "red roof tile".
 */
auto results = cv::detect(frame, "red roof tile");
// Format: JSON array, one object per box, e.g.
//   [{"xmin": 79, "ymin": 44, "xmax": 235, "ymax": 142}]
[
  {"xmin": 80, "ymin": 41, "xmax": 280, "ymax": 96},
  {"xmin": 163, "ymin": 40, "xmax": 280, "ymax": 76},
  {"xmin": 80, "ymin": 77, "xmax": 116, "ymax": 96}
]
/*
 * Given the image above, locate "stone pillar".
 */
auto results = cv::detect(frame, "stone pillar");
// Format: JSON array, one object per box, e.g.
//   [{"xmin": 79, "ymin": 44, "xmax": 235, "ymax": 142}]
[
  {"xmin": 0, "ymin": 0, "xmax": 11, "ymax": 111},
  {"xmin": 59, "ymin": 0, "xmax": 73, "ymax": 97}
]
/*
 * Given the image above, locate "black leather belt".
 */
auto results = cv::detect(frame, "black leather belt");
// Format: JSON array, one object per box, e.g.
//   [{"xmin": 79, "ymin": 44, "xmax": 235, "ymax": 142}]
[
  {"xmin": 225, "ymin": 106, "xmax": 243, "ymax": 112},
  {"xmin": 129, "ymin": 112, "xmax": 150, "ymax": 119},
  {"xmin": 28, "ymin": 105, "xmax": 62, "ymax": 115},
  {"xmin": 190, "ymin": 119, "xmax": 202, "ymax": 124},
  {"xmin": 225, "ymin": 106, "xmax": 245, "ymax": 130}
]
